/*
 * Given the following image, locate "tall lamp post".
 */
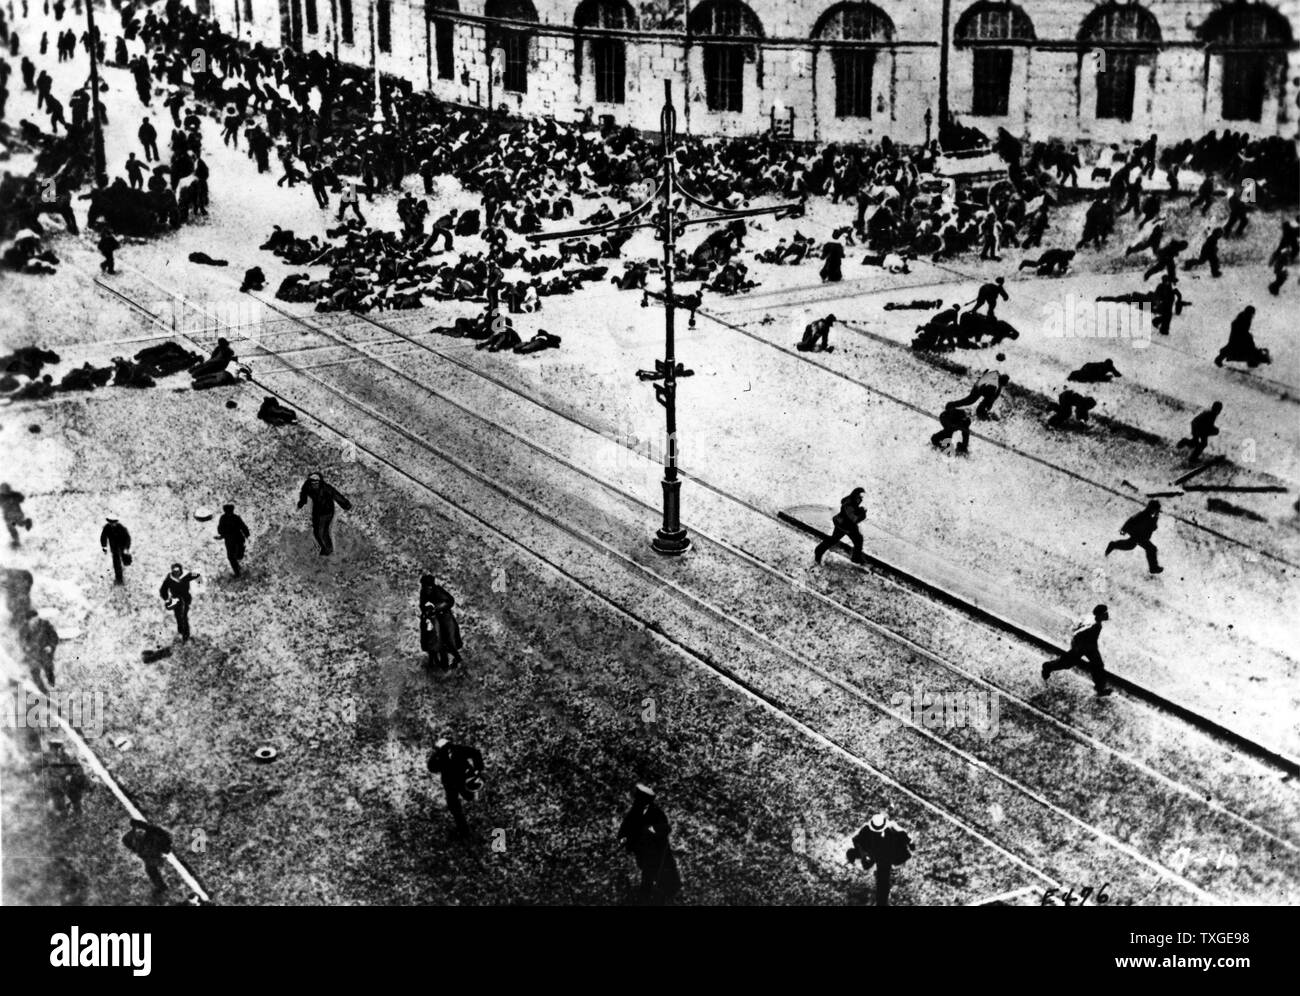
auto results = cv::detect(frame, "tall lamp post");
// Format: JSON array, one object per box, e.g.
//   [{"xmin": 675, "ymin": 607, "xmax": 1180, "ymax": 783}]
[
  {"xmin": 369, "ymin": 0, "xmax": 383, "ymax": 130},
  {"xmin": 482, "ymin": 193, "xmax": 505, "ymax": 330},
  {"xmin": 528, "ymin": 80, "xmax": 800, "ymax": 555},
  {"xmin": 84, "ymin": 0, "xmax": 107, "ymax": 181}
]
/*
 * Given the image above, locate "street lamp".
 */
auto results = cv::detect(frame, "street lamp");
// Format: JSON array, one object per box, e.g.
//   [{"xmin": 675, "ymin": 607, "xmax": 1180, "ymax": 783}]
[
  {"xmin": 528, "ymin": 80, "xmax": 801, "ymax": 555},
  {"xmin": 482, "ymin": 193, "xmax": 505, "ymax": 330},
  {"xmin": 369, "ymin": 0, "xmax": 383, "ymax": 131}
]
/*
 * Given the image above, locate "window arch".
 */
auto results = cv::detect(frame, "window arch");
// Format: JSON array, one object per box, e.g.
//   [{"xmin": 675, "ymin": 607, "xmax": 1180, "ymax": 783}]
[
  {"xmin": 485, "ymin": 0, "xmax": 538, "ymax": 94},
  {"xmin": 1079, "ymin": 3, "xmax": 1161, "ymax": 44},
  {"xmin": 575, "ymin": 0, "xmax": 636, "ymax": 30},
  {"xmin": 812, "ymin": 2, "xmax": 894, "ymax": 43},
  {"xmin": 954, "ymin": 2, "xmax": 1035, "ymax": 44},
  {"xmin": 813, "ymin": 4, "xmax": 895, "ymax": 120},
  {"xmin": 576, "ymin": 0, "xmax": 637, "ymax": 104},
  {"xmin": 689, "ymin": 1, "xmax": 764, "ymax": 113},
  {"xmin": 1199, "ymin": 2, "xmax": 1293, "ymax": 46},
  {"xmin": 688, "ymin": 0, "xmax": 764, "ymax": 38}
]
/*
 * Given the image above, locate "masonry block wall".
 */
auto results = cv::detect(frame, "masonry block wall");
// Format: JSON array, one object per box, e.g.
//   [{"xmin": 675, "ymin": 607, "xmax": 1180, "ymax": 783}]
[{"xmin": 197, "ymin": 1, "xmax": 1299, "ymax": 146}]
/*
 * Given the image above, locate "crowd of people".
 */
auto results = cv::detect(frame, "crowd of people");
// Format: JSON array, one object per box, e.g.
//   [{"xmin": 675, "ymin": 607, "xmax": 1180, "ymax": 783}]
[{"xmin": 1, "ymin": 0, "xmax": 1296, "ymax": 908}]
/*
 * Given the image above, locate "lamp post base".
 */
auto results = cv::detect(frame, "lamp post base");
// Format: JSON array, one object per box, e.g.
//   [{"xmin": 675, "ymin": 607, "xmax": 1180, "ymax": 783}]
[
  {"xmin": 651, "ymin": 527, "xmax": 692, "ymax": 556},
  {"xmin": 652, "ymin": 474, "xmax": 690, "ymax": 555}
]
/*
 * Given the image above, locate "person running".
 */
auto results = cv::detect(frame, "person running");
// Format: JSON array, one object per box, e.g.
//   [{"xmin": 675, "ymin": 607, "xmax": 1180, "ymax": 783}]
[
  {"xmin": 813, "ymin": 487, "xmax": 868, "ymax": 565},
  {"xmin": 1105, "ymin": 501, "xmax": 1164, "ymax": 575},
  {"xmin": 1176, "ymin": 402, "xmax": 1223, "ymax": 462},
  {"xmin": 1042, "ymin": 604, "xmax": 1113, "ymax": 696}
]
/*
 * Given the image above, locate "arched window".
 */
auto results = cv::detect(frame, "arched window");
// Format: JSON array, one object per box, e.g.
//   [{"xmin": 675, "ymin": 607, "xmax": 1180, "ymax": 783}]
[
  {"xmin": 689, "ymin": 0, "xmax": 764, "ymax": 113},
  {"xmin": 955, "ymin": 3, "xmax": 1034, "ymax": 116},
  {"xmin": 1201, "ymin": 4, "xmax": 1292, "ymax": 121},
  {"xmin": 955, "ymin": 1, "xmax": 1034, "ymax": 43},
  {"xmin": 813, "ymin": 3, "xmax": 894, "ymax": 119},
  {"xmin": 428, "ymin": 0, "xmax": 458, "ymax": 81},
  {"xmin": 485, "ymin": 0, "xmax": 538, "ymax": 94},
  {"xmin": 1200, "ymin": 3, "xmax": 1293, "ymax": 45},
  {"xmin": 1079, "ymin": 3, "xmax": 1162, "ymax": 43},
  {"xmin": 576, "ymin": 0, "xmax": 637, "ymax": 104},
  {"xmin": 1080, "ymin": 3, "xmax": 1161, "ymax": 121}
]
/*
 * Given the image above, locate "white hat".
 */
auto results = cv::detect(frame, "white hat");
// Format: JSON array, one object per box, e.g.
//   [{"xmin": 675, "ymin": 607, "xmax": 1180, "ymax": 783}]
[
  {"xmin": 867, "ymin": 812, "xmax": 888, "ymax": 833},
  {"xmin": 633, "ymin": 783, "xmax": 655, "ymax": 798},
  {"xmin": 105, "ymin": 512, "xmax": 118, "ymax": 521},
  {"xmin": 434, "ymin": 737, "xmax": 450, "ymax": 750}
]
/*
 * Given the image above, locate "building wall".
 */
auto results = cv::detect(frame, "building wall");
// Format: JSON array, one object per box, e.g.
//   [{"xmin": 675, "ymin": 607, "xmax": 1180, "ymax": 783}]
[{"xmin": 198, "ymin": 0, "xmax": 1300, "ymax": 145}]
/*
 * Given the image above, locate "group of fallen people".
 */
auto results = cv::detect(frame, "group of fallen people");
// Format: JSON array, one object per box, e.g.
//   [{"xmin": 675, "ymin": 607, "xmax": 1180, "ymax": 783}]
[{"xmin": 0, "ymin": 337, "xmax": 250, "ymax": 404}]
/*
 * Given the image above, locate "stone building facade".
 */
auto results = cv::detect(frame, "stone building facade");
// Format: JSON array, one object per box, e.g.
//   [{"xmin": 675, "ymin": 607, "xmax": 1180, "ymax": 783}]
[{"xmin": 202, "ymin": 0, "xmax": 1300, "ymax": 145}]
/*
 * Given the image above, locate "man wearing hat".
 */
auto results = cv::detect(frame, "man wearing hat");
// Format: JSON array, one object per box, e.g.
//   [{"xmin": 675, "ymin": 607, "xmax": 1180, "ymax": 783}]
[
  {"xmin": 617, "ymin": 784, "xmax": 682, "ymax": 905},
  {"xmin": 970, "ymin": 276, "xmax": 1008, "ymax": 317},
  {"xmin": 1042, "ymin": 604, "xmax": 1112, "ymax": 696},
  {"xmin": 99, "ymin": 514, "xmax": 132, "ymax": 585},
  {"xmin": 297, "ymin": 471, "xmax": 352, "ymax": 556},
  {"xmin": 1105, "ymin": 500, "xmax": 1164, "ymax": 574},
  {"xmin": 814, "ymin": 486, "xmax": 868, "ymax": 565},
  {"xmin": 846, "ymin": 811, "xmax": 912, "ymax": 906},
  {"xmin": 216, "ymin": 503, "xmax": 251, "ymax": 577},
  {"xmin": 427, "ymin": 737, "xmax": 485, "ymax": 839},
  {"xmin": 158, "ymin": 563, "xmax": 201, "ymax": 642}
]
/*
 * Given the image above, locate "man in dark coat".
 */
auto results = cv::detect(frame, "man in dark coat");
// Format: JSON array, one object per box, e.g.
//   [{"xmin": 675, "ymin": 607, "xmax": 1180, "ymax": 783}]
[
  {"xmin": 1068, "ymin": 359, "xmax": 1122, "ymax": 383},
  {"xmin": 100, "ymin": 514, "xmax": 131, "ymax": 584},
  {"xmin": 122, "ymin": 818, "xmax": 172, "ymax": 895},
  {"xmin": 216, "ymin": 503, "xmax": 250, "ymax": 576},
  {"xmin": 796, "ymin": 313, "xmax": 837, "ymax": 353},
  {"xmin": 1151, "ymin": 272, "xmax": 1183, "ymax": 337},
  {"xmin": 189, "ymin": 337, "xmax": 235, "ymax": 380},
  {"xmin": 1189, "ymin": 175, "xmax": 1218, "ymax": 215},
  {"xmin": 419, "ymin": 574, "xmax": 463, "ymax": 669},
  {"xmin": 97, "ymin": 229, "xmax": 120, "ymax": 274},
  {"xmin": 1184, "ymin": 226, "xmax": 1224, "ymax": 278},
  {"xmin": 125, "ymin": 151, "xmax": 146, "ymax": 189},
  {"xmin": 138, "ymin": 115, "xmax": 158, "ymax": 161},
  {"xmin": 1176, "ymin": 402, "xmax": 1222, "ymax": 462},
  {"xmin": 0, "ymin": 482, "xmax": 32, "ymax": 546},
  {"xmin": 1105, "ymin": 500, "xmax": 1164, "ymax": 574},
  {"xmin": 819, "ymin": 240, "xmax": 844, "ymax": 282},
  {"xmin": 158, "ymin": 563, "xmax": 201, "ymax": 641},
  {"xmin": 617, "ymin": 784, "xmax": 682, "ymax": 905},
  {"xmin": 931, "ymin": 403, "xmax": 973, "ymax": 453},
  {"xmin": 427, "ymin": 737, "xmax": 484, "ymax": 838},
  {"xmin": 971, "ymin": 277, "xmax": 1008, "ymax": 317},
  {"xmin": 1042, "ymin": 603, "xmax": 1112, "ymax": 695},
  {"xmin": 1018, "ymin": 248, "xmax": 1075, "ymax": 276},
  {"xmin": 814, "ymin": 486, "xmax": 868, "ymax": 565},
  {"xmin": 1215, "ymin": 306, "xmax": 1270, "ymax": 368},
  {"xmin": 1046, "ymin": 389, "xmax": 1097, "ymax": 429},
  {"xmin": 19, "ymin": 608, "xmax": 58, "ymax": 686},
  {"xmin": 297, "ymin": 471, "xmax": 351, "ymax": 555},
  {"xmin": 846, "ymin": 811, "xmax": 912, "ymax": 906}
]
